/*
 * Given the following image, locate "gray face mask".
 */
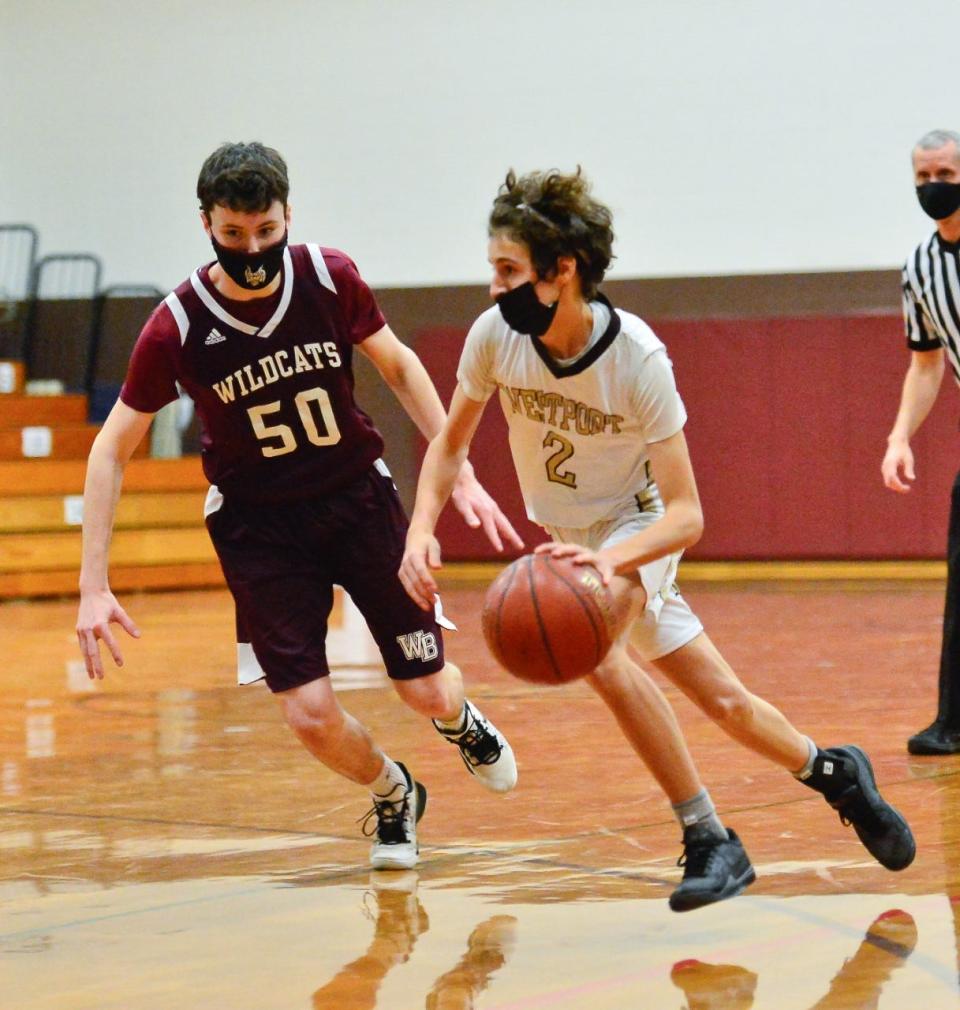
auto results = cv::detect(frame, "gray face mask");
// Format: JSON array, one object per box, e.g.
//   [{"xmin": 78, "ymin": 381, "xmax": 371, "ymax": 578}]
[
  {"xmin": 495, "ymin": 282, "xmax": 558, "ymax": 337},
  {"xmin": 916, "ymin": 182, "xmax": 960, "ymax": 221}
]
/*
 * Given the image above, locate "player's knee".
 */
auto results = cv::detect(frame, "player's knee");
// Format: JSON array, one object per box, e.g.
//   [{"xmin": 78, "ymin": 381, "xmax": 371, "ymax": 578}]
[
  {"xmin": 395, "ymin": 666, "xmax": 461, "ymax": 719},
  {"xmin": 585, "ymin": 648, "xmax": 632, "ymax": 694},
  {"xmin": 279, "ymin": 686, "xmax": 342, "ymax": 739},
  {"xmin": 699, "ymin": 686, "xmax": 754, "ymax": 730}
]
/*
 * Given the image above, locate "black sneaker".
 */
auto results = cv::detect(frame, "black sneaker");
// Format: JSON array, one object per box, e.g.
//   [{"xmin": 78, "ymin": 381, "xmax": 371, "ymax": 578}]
[
  {"xmin": 668, "ymin": 828, "xmax": 756, "ymax": 913},
  {"xmin": 360, "ymin": 762, "xmax": 427, "ymax": 871},
  {"xmin": 809, "ymin": 745, "xmax": 915, "ymax": 871},
  {"xmin": 907, "ymin": 721, "xmax": 960, "ymax": 756}
]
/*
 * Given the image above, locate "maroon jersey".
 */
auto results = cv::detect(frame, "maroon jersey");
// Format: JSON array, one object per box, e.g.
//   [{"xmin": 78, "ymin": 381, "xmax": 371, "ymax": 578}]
[{"xmin": 121, "ymin": 244, "xmax": 387, "ymax": 502}]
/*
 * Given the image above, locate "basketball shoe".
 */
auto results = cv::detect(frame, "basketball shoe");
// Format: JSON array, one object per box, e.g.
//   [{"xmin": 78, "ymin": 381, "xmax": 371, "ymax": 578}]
[
  {"xmin": 433, "ymin": 700, "xmax": 518, "ymax": 793},
  {"xmin": 362, "ymin": 762, "xmax": 427, "ymax": 870},
  {"xmin": 670, "ymin": 958, "xmax": 758, "ymax": 1010},
  {"xmin": 907, "ymin": 720, "xmax": 960, "ymax": 755},
  {"xmin": 669, "ymin": 828, "xmax": 756, "ymax": 912},
  {"xmin": 802, "ymin": 745, "xmax": 915, "ymax": 871}
]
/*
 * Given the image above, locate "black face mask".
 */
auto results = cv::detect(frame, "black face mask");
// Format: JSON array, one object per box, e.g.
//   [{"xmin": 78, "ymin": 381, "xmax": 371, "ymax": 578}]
[
  {"xmin": 916, "ymin": 182, "xmax": 960, "ymax": 221},
  {"xmin": 211, "ymin": 230, "xmax": 288, "ymax": 289},
  {"xmin": 496, "ymin": 282, "xmax": 558, "ymax": 337}
]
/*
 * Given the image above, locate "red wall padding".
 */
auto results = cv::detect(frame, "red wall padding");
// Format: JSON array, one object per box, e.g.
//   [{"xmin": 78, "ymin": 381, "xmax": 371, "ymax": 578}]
[{"xmin": 415, "ymin": 316, "xmax": 960, "ymax": 561}]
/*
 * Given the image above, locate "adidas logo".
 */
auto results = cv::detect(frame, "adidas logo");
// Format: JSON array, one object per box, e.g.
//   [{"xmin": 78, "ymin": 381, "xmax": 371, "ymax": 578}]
[{"xmin": 205, "ymin": 328, "xmax": 227, "ymax": 346}]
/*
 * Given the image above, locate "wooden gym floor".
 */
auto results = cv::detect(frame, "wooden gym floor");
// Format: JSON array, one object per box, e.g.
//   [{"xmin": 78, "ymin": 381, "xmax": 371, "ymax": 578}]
[{"xmin": 2, "ymin": 572, "xmax": 960, "ymax": 1009}]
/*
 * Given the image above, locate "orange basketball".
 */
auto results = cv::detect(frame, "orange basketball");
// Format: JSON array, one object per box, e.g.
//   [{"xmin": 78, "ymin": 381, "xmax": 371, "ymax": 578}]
[{"xmin": 481, "ymin": 553, "xmax": 619, "ymax": 684}]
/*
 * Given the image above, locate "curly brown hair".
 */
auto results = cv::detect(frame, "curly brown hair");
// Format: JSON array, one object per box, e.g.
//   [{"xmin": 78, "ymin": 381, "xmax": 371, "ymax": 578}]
[
  {"xmin": 489, "ymin": 167, "xmax": 615, "ymax": 299},
  {"xmin": 197, "ymin": 141, "xmax": 289, "ymax": 215}
]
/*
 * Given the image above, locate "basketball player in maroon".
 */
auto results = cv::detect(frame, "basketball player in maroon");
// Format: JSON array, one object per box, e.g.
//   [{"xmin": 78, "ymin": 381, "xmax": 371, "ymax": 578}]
[{"xmin": 75, "ymin": 141, "xmax": 521, "ymax": 870}]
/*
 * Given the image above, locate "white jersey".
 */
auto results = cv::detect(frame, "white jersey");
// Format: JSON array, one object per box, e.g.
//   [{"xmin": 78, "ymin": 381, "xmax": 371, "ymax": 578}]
[{"xmin": 457, "ymin": 297, "xmax": 687, "ymax": 527}]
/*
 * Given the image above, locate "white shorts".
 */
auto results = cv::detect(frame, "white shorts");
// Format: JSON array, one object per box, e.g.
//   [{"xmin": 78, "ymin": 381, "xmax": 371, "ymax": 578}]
[{"xmin": 544, "ymin": 509, "xmax": 703, "ymax": 662}]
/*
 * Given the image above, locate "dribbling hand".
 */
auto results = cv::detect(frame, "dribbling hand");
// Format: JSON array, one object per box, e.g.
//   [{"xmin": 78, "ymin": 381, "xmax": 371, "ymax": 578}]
[{"xmin": 534, "ymin": 541, "xmax": 617, "ymax": 586}]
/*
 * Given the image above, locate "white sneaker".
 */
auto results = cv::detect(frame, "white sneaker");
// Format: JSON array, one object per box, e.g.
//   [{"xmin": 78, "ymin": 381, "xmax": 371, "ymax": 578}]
[
  {"xmin": 434, "ymin": 700, "xmax": 518, "ymax": 793},
  {"xmin": 363, "ymin": 762, "xmax": 427, "ymax": 871}
]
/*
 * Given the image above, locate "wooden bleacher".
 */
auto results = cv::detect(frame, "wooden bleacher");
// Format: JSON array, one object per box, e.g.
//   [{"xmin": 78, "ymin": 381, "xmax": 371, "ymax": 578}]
[{"xmin": 0, "ymin": 360, "xmax": 222, "ymax": 599}]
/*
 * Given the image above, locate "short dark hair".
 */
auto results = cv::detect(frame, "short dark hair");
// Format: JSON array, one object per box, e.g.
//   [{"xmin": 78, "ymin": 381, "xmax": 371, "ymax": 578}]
[
  {"xmin": 489, "ymin": 167, "xmax": 615, "ymax": 299},
  {"xmin": 196, "ymin": 141, "xmax": 289, "ymax": 215}
]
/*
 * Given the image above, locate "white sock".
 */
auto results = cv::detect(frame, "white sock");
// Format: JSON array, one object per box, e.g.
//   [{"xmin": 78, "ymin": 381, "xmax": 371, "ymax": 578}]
[
  {"xmin": 434, "ymin": 701, "xmax": 469, "ymax": 735},
  {"xmin": 368, "ymin": 756, "xmax": 408, "ymax": 800}
]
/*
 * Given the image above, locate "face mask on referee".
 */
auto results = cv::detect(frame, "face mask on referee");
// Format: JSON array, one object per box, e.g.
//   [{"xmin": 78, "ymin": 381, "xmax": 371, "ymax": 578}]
[{"xmin": 916, "ymin": 182, "xmax": 960, "ymax": 221}]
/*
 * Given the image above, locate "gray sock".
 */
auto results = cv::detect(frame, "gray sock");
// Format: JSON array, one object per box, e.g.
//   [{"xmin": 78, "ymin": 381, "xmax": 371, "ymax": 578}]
[
  {"xmin": 672, "ymin": 789, "xmax": 727, "ymax": 841},
  {"xmin": 792, "ymin": 736, "xmax": 819, "ymax": 781}
]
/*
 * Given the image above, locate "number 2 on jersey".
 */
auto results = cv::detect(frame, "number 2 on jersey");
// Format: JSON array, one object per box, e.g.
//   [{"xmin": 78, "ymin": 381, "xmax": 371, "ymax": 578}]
[
  {"xmin": 247, "ymin": 387, "xmax": 342, "ymax": 457},
  {"xmin": 543, "ymin": 430, "xmax": 577, "ymax": 488}
]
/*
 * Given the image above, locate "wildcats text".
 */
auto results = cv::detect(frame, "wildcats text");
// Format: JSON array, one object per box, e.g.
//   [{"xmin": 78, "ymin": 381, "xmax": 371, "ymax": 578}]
[{"xmin": 212, "ymin": 342, "xmax": 342, "ymax": 404}]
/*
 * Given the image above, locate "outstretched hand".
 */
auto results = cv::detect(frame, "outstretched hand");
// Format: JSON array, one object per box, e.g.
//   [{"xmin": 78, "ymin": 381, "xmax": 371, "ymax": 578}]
[
  {"xmin": 400, "ymin": 530, "xmax": 444, "ymax": 611},
  {"xmin": 451, "ymin": 464, "xmax": 524, "ymax": 553},
  {"xmin": 76, "ymin": 589, "xmax": 141, "ymax": 679},
  {"xmin": 534, "ymin": 540, "xmax": 617, "ymax": 586}
]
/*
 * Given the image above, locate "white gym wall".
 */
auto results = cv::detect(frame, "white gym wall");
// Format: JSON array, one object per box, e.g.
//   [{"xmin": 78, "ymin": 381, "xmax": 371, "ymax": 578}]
[{"xmin": 2, "ymin": 0, "xmax": 957, "ymax": 289}]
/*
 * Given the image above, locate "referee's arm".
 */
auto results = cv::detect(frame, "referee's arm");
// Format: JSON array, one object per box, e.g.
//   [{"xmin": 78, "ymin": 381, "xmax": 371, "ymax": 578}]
[{"xmin": 882, "ymin": 347, "xmax": 945, "ymax": 493}]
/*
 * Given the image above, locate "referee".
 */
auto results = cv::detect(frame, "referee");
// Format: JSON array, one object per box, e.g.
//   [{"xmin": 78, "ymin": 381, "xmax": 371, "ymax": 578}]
[{"xmin": 883, "ymin": 128, "xmax": 960, "ymax": 755}]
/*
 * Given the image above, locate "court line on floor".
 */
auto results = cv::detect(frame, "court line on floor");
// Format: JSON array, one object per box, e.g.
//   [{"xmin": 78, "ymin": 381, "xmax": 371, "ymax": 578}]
[
  {"xmin": 3, "ymin": 761, "xmax": 954, "ymax": 846},
  {"xmin": 0, "ymin": 848, "xmax": 669, "ymax": 943}
]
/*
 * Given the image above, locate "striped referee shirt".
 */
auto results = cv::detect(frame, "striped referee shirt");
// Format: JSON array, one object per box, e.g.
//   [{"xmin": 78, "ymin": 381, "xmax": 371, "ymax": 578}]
[{"xmin": 903, "ymin": 231, "xmax": 960, "ymax": 382}]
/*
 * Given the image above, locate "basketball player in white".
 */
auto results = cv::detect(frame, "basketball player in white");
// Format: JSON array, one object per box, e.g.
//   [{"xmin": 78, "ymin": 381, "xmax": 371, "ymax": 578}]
[{"xmin": 400, "ymin": 168, "xmax": 915, "ymax": 911}]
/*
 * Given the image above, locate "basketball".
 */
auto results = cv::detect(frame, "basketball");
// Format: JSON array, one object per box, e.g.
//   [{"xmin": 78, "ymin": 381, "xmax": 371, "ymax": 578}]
[{"xmin": 481, "ymin": 553, "xmax": 620, "ymax": 684}]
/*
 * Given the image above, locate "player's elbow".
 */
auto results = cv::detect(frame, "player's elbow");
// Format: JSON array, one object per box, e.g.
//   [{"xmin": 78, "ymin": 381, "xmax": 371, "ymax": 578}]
[
  {"xmin": 89, "ymin": 427, "xmax": 128, "ymax": 469},
  {"xmin": 680, "ymin": 503, "xmax": 704, "ymax": 548},
  {"xmin": 379, "ymin": 344, "xmax": 419, "ymax": 389}
]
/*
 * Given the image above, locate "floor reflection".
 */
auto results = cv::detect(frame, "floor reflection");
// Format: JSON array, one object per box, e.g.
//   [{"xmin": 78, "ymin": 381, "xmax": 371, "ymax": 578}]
[
  {"xmin": 670, "ymin": 908, "xmax": 917, "ymax": 1010},
  {"xmin": 4, "ymin": 585, "xmax": 960, "ymax": 1008},
  {"xmin": 809, "ymin": 908, "xmax": 918, "ymax": 1009},
  {"xmin": 311, "ymin": 871, "xmax": 517, "ymax": 1010}
]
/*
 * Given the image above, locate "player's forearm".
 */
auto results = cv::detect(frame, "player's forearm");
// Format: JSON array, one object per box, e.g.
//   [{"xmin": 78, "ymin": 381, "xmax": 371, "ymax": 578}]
[
  {"xmin": 601, "ymin": 501, "xmax": 704, "ymax": 575},
  {"xmin": 383, "ymin": 347, "xmax": 448, "ymax": 442},
  {"xmin": 888, "ymin": 358, "xmax": 944, "ymax": 444},
  {"xmin": 384, "ymin": 349, "xmax": 479, "ymax": 494},
  {"xmin": 408, "ymin": 433, "xmax": 468, "ymax": 535},
  {"xmin": 78, "ymin": 435, "xmax": 126, "ymax": 592}
]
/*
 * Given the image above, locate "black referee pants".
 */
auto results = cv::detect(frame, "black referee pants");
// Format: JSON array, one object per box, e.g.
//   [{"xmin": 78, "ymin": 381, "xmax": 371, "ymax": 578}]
[{"xmin": 937, "ymin": 469, "xmax": 960, "ymax": 727}]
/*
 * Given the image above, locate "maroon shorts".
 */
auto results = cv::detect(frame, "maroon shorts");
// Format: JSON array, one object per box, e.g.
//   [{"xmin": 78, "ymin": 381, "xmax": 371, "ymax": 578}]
[{"xmin": 206, "ymin": 464, "xmax": 445, "ymax": 693}]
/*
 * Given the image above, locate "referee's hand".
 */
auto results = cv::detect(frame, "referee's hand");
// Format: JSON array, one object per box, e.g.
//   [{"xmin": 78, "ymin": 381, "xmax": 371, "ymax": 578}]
[{"xmin": 882, "ymin": 440, "xmax": 916, "ymax": 494}]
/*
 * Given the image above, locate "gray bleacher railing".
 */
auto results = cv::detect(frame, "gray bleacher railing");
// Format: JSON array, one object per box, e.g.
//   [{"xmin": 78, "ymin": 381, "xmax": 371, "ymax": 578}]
[
  {"xmin": 23, "ymin": 253, "xmax": 103, "ymax": 391},
  {"xmin": 86, "ymin": 283, "xmax": 164, "ymax": 395},
  {"xmin": 86, "ymin": 285, "xmax": 190, "ymax": 454},
  {"xmin": 0, "ymin": 224, "xmax": 40, "ymax": 359}
]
